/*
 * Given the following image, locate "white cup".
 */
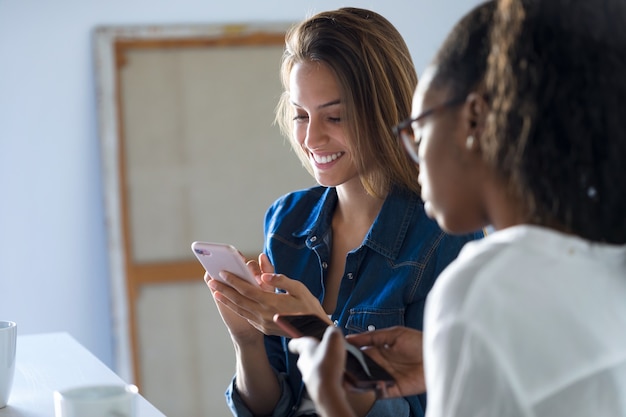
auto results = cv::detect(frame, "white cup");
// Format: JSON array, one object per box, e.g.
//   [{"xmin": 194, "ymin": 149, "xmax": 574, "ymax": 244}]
[
  {"xmin": 0, "ymin": 321, "xmax": 17, "ymax": 409},
  {"xmin": 53, "ymin": 384, "xmax": 138, "ymax": 417}
]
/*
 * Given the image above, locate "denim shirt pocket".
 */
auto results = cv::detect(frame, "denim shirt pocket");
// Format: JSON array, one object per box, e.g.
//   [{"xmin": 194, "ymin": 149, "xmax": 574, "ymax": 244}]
[{"xmin": 344, "ymin": 307, "xmax": 405, "ymax": 334}]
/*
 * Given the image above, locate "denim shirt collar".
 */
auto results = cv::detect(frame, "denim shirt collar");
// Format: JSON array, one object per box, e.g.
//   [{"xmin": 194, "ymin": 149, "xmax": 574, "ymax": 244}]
[{"xmin": 291, "ymin": 185, "xmax": 420, "ymax": 261}]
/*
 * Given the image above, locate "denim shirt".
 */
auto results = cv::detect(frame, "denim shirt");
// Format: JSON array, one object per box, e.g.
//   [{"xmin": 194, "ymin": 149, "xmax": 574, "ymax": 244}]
[{"xmin": 226, "ymin": 186, "xmax": 483, "ymax": 417}]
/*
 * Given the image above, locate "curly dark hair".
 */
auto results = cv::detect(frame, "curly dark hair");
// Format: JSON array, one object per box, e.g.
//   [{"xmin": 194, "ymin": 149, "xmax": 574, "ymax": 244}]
[
  {"xmin": 485, "ymin": 0, "xmax": 626, "ymax": 244},
  {"xmin": 430, "ymin": 1, "xmax": 496, "ymax": 100}
]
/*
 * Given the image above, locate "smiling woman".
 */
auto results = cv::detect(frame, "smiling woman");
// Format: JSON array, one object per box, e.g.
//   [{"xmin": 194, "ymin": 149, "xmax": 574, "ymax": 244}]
[{"xmin": 288, "ymin": 61, "xmax": 358, "ymax": 188}]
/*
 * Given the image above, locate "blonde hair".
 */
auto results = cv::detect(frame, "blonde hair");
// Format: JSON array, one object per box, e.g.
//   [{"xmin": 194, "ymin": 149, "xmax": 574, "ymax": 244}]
[{"xmin": 275, "ymin": 7, "xmax": 420, "ymax": 197}]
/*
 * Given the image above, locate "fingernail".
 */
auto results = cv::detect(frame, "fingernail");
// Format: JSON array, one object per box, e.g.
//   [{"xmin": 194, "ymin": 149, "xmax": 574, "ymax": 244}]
[{"xmin": 262, "ymin": 273, "xmax": 276, "ymax": 282}]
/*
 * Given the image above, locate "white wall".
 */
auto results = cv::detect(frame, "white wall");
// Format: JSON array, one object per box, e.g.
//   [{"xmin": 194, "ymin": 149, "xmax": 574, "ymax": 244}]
[{"xmin": 0, "ymin": 0, "xmax": 481, "ymax": 372}]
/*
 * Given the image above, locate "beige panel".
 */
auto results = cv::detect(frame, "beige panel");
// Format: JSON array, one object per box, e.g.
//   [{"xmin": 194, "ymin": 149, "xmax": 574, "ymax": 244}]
[
  {"xmin": 137, "ymin": 281, "xmax": 235, "ymax": 417},
  {"xmin": 120, "ymin": 46, "xmax": 313, "ymax": 263}
]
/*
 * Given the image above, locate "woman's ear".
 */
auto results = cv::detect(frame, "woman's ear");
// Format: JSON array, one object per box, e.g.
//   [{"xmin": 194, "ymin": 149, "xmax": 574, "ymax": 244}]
[{"xmin": 463, "ymin": 92, "xmax": 489, "ymax": 151}]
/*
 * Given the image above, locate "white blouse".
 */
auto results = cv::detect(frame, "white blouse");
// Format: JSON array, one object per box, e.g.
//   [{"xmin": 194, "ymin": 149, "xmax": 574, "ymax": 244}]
[{"xmin": 424, "ymin": 225, "xmax": 626, "ymax": 417}]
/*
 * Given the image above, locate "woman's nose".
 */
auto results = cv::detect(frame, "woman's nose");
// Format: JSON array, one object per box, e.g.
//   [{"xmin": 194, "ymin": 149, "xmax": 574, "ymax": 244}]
[{"xmin": 303, "ymin": 117, "xmax": 326, "ymax": 149}]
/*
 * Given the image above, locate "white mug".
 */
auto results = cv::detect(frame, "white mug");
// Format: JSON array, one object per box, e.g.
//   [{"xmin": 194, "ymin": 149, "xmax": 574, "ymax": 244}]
[
  {"xmin": 0, "ymin": 321, "xmax": 17, "ymax": 409},
  {"xmin": 54, "ymin": 384, "xmax": 138, "ymax": 417}
]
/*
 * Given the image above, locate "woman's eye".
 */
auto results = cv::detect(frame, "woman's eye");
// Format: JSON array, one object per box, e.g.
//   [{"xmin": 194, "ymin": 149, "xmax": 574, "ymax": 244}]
[
  {"xmin": 293, "ymin": 114, "xmax": 309, "ymax": 122},
  {"xmin": 327, "ymin": 116, "xmax": 341, "ymax": 123}
]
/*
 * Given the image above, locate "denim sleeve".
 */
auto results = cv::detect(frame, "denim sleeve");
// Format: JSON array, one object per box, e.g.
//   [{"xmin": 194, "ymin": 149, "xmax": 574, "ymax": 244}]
[
  {"xmin": 225, "ymin": 372, "xmax": 296, "ymax": 417},
  {"xmin": 226, "ymin": 374, "xmax": 416, "ymax": 417},
  {"xmin": 365, "ymin": 396, "xmax": 411, "ymax": 417}
]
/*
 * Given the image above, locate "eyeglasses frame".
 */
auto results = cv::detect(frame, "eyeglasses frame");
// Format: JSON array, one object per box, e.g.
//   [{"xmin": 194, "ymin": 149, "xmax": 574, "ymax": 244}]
[{"xmin": 393, "ymin": 97, "xmax": 466, "ymax": 164}]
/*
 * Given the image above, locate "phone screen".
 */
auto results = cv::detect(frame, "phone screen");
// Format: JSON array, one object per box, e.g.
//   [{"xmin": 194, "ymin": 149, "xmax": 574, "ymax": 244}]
[{"xmin": 274, "ymin": 314, "xmax": 395, "ymax": 390}]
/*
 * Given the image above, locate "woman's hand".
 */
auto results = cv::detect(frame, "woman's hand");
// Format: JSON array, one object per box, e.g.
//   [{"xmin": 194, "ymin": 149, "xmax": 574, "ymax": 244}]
[
  {"xmin": 346, "ymin": 326, "xmax": 426, "ymax": 398},
  {"xmin": 206, "ymin": 254, "xmax": 283, "ymax": 415},
  {"xmin": 289, "ymin": 327, "xmax": 357, "ymax": 417},
  {"xmin": 205, "ymin": 275, "xmax": 260, "ymax": 346},
  {"xmin": 203, "ymin": 253, "xmax": 271, "ymax": 344},
  {"xmin": 207, "ymin": 253, "xmax": 331, "ymax": 338}
]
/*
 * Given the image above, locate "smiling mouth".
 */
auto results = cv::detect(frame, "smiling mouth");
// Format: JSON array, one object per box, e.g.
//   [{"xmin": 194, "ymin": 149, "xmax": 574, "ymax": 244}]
[{"xmin": 311, "ymin": 152, "xmax": 344, "ymax": 165}]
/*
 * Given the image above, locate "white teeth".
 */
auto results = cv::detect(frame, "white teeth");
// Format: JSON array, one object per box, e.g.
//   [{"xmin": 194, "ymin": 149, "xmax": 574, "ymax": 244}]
[{"xmin": 313, "ymin": 152, "xmax": 343, "ymax": 164}]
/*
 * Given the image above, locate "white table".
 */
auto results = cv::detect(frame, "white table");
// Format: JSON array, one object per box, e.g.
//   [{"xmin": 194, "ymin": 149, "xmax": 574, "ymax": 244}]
[{"xmin": 0, "ymin": 332, "xmax": 166, "ymax": 417}]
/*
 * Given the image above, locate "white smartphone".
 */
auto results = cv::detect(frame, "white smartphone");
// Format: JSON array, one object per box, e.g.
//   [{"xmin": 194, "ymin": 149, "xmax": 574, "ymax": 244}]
[{"xmin": 191, "ymin": 241, "xmax": 258, "ymax": 286}]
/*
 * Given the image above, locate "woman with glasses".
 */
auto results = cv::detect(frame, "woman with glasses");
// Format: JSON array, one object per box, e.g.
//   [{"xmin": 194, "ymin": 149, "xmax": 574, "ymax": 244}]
[
  {"xmin": 205, "ymin": 7, "xmax": 482, "ymax": 417},
  {"xmin": 290, "ymin": 0, "xmax": 626, "ymax": 416}
]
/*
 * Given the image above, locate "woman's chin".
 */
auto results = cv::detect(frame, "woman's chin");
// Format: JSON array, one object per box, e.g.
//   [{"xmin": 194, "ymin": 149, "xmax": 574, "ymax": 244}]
[
  {"xmin": 423, "ymin": 200, "xmax": 437, "ymax": 220},
  {"xmin": 424, "ymin": 201, "xmax": 456, "ymax": 234}
]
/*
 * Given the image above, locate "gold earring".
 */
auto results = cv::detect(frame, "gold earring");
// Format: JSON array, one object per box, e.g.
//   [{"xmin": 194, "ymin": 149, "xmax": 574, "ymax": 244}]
[{"xmin": 466, "ymin": 135, "xmax": 475, "ymax": 149}]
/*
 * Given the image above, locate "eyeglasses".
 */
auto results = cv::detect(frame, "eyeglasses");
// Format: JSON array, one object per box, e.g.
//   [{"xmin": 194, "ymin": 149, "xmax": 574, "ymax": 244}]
[{"xmin": 393, "ymin": 97, "xmax": 466, "ymax": 164}]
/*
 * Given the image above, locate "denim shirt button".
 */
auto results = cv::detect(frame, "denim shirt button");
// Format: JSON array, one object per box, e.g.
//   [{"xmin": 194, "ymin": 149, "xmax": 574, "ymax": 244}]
[
  {"xmin": 322, "ymin": 262, "xmax": 328, "ymax": 269},
  {"xmin": 367, "ymin": 324, "xmax": 376, "ymax": 331},
  {"xmin": 346, "ymin": 273, "xmax": 353, "ymax": 280},
  {"xmin": 310, "ymin": 236, "xmax": 317, "ymax": 242},
  {"xmin": 333, "ymin": 320, "xmax": 339, "ymax": 326}
]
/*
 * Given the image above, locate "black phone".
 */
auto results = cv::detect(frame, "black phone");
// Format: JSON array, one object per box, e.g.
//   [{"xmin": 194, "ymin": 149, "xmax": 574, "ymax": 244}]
[{"xmin": 273, "ymin": 313, "xmax": 395, "ymax": 391}]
